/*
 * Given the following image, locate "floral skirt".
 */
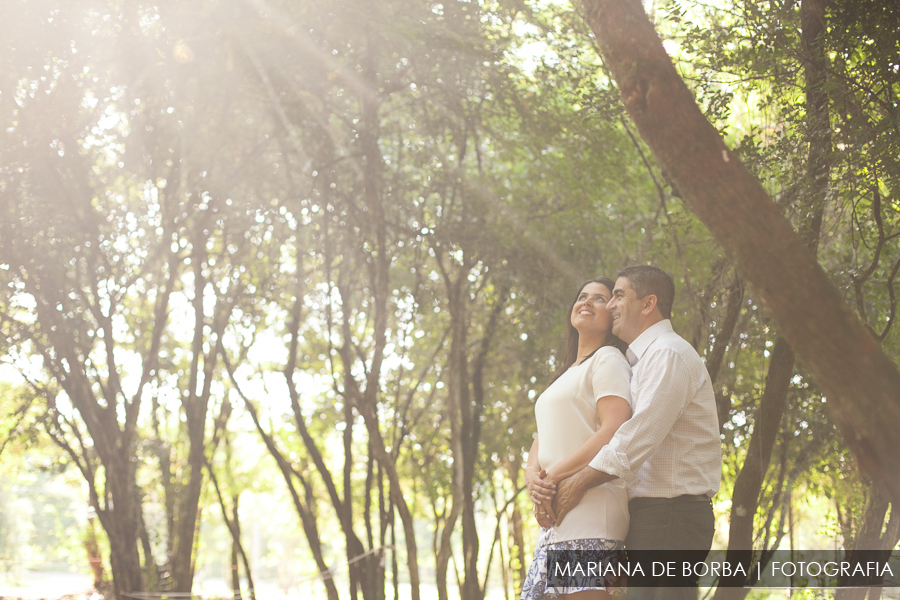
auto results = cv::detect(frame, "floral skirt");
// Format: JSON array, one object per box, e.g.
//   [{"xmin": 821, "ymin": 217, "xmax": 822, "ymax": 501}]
[{"xmin": 521, "ymin": 528, "xmax": 624, "ymax": 598}]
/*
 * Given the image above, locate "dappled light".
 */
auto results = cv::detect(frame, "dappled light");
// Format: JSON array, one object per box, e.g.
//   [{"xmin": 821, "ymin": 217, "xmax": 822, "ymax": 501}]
[{"xmin": 2, "ymin": 1, "xmax": 899, "ymax": 599}]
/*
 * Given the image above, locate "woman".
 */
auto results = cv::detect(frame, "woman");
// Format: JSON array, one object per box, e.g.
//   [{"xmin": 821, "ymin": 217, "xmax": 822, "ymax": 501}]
[{"xmin": 521, "ymin": 277, "xmax": 633, "ymax": 599}]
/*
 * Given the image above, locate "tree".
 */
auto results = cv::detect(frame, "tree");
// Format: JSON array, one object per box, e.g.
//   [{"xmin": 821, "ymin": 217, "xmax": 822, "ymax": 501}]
[
  {"xmin": 579, "ymin": 0, "xmax": 900, "ymax": 504},
  {"xmin": 1, "ymin": 1, "xmax": 285, "ymax": 595}
]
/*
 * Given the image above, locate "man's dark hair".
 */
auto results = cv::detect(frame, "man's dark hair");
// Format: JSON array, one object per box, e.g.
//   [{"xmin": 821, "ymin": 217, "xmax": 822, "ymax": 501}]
[{"xmin": 617, "ymin": 265, "xmax": 676, "ymax": 319}]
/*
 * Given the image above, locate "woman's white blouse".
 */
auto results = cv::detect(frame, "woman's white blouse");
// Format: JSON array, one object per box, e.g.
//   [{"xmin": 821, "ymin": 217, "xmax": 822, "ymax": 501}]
[{"xmin": 534, "ymin": 346, "xmax": 633, "ymax": 542}]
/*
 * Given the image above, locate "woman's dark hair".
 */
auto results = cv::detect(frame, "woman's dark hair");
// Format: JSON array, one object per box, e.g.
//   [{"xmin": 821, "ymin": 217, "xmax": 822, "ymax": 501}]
[{"xmin": 551, "ymin": 276, "xmax": 629, "ymax": 383}]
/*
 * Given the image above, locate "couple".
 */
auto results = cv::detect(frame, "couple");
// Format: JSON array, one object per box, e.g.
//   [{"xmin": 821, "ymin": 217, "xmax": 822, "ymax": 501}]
[{"xmin": 521, "ymin": 265, "xmax": 722, "ymax": 599}]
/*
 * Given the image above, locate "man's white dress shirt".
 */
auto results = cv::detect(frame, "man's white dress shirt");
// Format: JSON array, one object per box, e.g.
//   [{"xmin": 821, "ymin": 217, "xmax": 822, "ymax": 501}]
[{"xmin": 589, "ymin": 320, "xmax": 722, "ymax": 499}]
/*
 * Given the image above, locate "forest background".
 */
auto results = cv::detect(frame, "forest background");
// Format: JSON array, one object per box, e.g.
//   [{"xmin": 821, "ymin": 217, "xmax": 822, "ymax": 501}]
[{"xmin": 1, "ymin": 0, "xmax": 899, "ymax": 599}]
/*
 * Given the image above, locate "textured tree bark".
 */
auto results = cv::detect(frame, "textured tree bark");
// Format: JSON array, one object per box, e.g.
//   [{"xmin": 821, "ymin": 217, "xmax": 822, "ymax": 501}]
[{"xmin": 580, "ymin": 0, "xmax": 900, "ymax": 500}]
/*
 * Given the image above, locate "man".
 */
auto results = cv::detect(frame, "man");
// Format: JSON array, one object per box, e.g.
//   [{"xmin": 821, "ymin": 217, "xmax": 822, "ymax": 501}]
[{"xmin": 543, "ymin": 265, "xmax": 722, "ymax": 598}]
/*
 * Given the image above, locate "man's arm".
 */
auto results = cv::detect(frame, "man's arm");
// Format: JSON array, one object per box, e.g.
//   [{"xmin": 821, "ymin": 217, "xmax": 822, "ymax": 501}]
[
  {"xmin": 551, "ymin": 347, "xmax": 694, "ymax": 526},
  {"xmin": 589, "ymin": 347, "xmax": 692, "ymax": 487},
  {"xmin": 544, "ymin": 394, "xmax": 631, "ymax": 526},
  {"xmin": 544, "ymin": 395, "xmax": 631, "ymax": 483}
]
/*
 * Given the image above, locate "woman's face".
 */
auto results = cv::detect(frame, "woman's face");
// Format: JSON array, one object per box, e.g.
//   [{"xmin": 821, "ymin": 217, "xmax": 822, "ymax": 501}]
[{"xmin": 570, "ymin": 281, "xmax": 613, "ymax": 338}]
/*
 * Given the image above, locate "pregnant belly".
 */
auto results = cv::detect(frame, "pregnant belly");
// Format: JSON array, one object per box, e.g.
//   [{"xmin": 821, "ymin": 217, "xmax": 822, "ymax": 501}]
[{"xmin": 552, "ymin": 484, "xmax": 630, "ymax": 543}]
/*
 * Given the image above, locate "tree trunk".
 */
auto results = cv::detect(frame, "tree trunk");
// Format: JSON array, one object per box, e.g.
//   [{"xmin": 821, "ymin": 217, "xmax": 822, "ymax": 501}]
[
  {"xmin": 172, "ymin": 252, "xmax": 223, "ymax": 594},
  {"xmin": 715, "ymin": 2, "xmax": 834, "ymax": 597},
  {"xmin": 355, "ymin": 407, "xmax": 422, "ymax": 600},
  {"xmin": 206, "ymin": 458, "xmax": 255, "ymax": 600},
  {"xmin": 706, "ymin": 275, "xmax": 744, "ymax": 428},
  {"xmin": 342, "ymin": 28, "xmax": 421, "ymax": 600},
  {"xmin": 835, "ymin": 485, "xmax": 900, "ymax": 600},
  {"xmin": 84, "ymin": 517, "xmax": 105, "ymax": 586},
  {"xmin": 48, "ymin": 365, "xmax": 145, "ymax": 600},
  {"xmin": 97, "ymin": 451, "xmax": 145, "ymax": 599},
  {"xmin": 229, "ymin": 358, "xmax": 341, "ymax": 600},
  {"xmin": 231, "ymin": 537, "xmax": 241, "ymax": 599},
  {"xmin": 505, "ymin": 461, "xmax": 527, "ymax": 596},
  {"xmin": 579, "ymin": 0, "xmax": 900, "ymax": 501},
  {"xmin": 138, "ymin": 498, "xmax": 158, "ymax": 591},
  {"xmin": 445, "ymin": 275, "xmax": 481, "ymax": 600},
  {"xmin": 716, "ymin": 339, "xmax": 794, "ymax": 600},
  {"xmin": 283, "ymin": 247, "xmax": 376, "ymax": 600}
]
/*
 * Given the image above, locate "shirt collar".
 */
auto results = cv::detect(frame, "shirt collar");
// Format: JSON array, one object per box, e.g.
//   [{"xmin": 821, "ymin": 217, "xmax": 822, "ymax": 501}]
[{"xmin": 626, "ymin": 319, "xmax": 673, "ymax": 365}]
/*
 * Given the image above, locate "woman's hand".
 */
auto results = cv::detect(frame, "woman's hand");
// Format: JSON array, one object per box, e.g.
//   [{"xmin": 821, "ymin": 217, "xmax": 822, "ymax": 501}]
[
  {"xmin": 526, "ymin": 467, "xmax": 556, "ymax": 505},
  {"xmin": 533, "ymin": 504, "xmax": 555, "ymax": 529},
  {"xmin": 526, "ymin": 467, "xmax": 557, "ymax": 528}
]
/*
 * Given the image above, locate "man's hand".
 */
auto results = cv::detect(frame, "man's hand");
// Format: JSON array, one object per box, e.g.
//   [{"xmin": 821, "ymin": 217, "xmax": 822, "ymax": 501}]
[
  {"xmin": 552, "ymin": 467, "xmax": 609, "ymax": 526},
  {"xmin": 552, "ymin": 475, "xmax": 586, "ymax": 527}
]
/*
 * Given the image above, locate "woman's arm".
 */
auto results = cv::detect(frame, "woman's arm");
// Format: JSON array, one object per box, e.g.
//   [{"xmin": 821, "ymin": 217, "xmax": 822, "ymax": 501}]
[{"xmin": 544, "ymin": 395, "xmax": 632, "ymax": 485}]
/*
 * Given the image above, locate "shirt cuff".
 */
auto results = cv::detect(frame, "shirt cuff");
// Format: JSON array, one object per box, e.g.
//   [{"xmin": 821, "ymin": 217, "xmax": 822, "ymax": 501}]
[{"xmin": 590, "ymin": 447, "xmax": 640, "ymax": 489}]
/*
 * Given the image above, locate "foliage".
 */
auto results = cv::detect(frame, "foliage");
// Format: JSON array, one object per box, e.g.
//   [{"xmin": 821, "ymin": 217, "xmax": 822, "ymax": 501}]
[{"xmin": 1, "ymin": 0, "xmax": 898, "ymax": 598}]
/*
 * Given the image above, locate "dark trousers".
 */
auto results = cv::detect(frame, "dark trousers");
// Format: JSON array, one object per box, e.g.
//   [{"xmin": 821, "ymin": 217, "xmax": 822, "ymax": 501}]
[{"xmin": 624, "ymin": 495, "xmax": 715, "ymax": 600}]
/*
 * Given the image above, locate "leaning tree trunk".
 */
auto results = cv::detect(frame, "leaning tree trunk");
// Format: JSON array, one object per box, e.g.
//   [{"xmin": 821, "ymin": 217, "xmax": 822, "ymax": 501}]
[
  {"xmin": 579, "ymin": 0, "xmax": 900, "ymax": 501},
  {"xmin": 718, "ymin": 3, "xmax": 832, "ymax": 595}
]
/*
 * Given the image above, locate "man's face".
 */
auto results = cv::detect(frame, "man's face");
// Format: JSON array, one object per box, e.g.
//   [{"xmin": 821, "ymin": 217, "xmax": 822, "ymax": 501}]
[{"xmin": 607, "ymin": 276, "xmax": 644, "ymax": 345}]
